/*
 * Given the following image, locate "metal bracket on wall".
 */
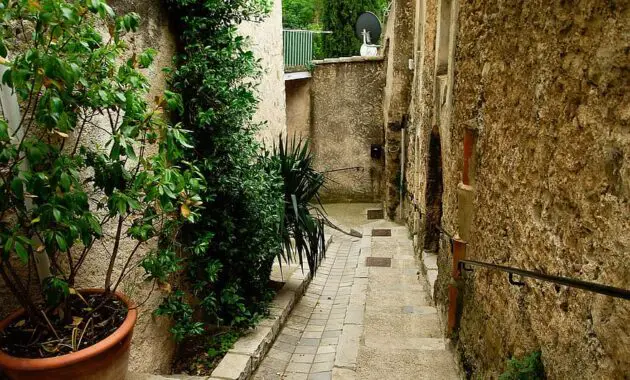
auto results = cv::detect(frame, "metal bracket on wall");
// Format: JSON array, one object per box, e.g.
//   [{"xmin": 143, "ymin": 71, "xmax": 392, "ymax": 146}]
[
  {"xmin": 459, "ymin": 261, "xmax": 474, "ymax": 272},
  {"xmin": 509, "ymin": 272, "xmax": 526, "ymax": 286}
]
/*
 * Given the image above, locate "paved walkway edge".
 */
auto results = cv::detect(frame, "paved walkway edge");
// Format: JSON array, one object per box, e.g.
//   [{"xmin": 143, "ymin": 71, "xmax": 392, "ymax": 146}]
[
  {"xmin": 129, "ymin": 235, "xmax": 334, "ymax": 380},
  {"xmin": 211, "ymin": 234, "xmax": 334, "ymax": 380},
  {"xmin": 328, "ymin": 226, "xmax": 370, "ymax": 379}
]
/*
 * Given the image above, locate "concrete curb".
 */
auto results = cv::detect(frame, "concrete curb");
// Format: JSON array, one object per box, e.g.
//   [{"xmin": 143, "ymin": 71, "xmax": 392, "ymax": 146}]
[
  {"xmin": 420, "ymin": 250, "xmax": 438, "ymax": 300},
  {"xmin": 211, "ymin": 267, "xmax": 312, "ymax": 380},
  {"xmin": 210, "ymin": 233, "xmax": 334, "ymax": 380}
]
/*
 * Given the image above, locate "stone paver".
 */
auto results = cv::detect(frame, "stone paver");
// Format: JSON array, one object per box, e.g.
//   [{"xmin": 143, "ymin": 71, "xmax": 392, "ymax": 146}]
[
  {"xmin": 355, "ymin": 221, "xmax": 460, "ymax": 380},
  {"xmin": 253, "ymin": 230, "xmax": 361, "ymax": 380},
  {"xmin": 253, "ymin": 209, "xmax": 460, "ymax": 380}
]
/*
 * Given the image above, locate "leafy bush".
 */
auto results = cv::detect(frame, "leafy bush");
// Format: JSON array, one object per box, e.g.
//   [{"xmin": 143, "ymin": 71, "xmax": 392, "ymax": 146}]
[
  {"xmin": 0, "ymin": 0, "xmax": 201, "ymax": 356},
  {"xmin": 499, "ymin": 351, "xmax": 546, "ymax": 380},
  {"xmin": 155, "ymin": 4, "xmax": 330, "ymax": 353},
  {"xmin": 154, "ymin": 0, "xmax": 283, "ymax": 340}
]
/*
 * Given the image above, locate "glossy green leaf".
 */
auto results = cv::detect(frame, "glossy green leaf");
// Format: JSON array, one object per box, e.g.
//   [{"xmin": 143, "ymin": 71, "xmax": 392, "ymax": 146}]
[
  {"xmin": 139, "ymin": 48, "xmax": 157, "ymax": 68},
  {"xmin": 10, "ymin": 178, "xmax": 24, "ymax": 200},
  {"xmin": 14, "ymin": 241, "xmax": 28, "ymax": 263},
  {"xmin": 55, "ymin": 234, "xmax": 68, "ymax": 252},
  {"xmin": 52, "ymin": 208, "xmax": 61, "ymax": 222}
]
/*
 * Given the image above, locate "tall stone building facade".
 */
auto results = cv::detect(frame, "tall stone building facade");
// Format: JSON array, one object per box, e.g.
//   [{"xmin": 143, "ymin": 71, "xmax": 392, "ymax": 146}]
[{"xmin": 383, "ymin": 0, "xmax": 629, "ymax": 378}]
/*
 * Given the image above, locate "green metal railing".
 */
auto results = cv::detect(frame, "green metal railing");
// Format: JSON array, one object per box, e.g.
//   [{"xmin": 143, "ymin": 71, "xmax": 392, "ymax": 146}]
[
  {"xmin": 283, "ymin": 30, "xmax": 313, "ymax": 68},
  {"xmin": 283, "ymin": 30, "xmax": 331, "ymax": 68}
]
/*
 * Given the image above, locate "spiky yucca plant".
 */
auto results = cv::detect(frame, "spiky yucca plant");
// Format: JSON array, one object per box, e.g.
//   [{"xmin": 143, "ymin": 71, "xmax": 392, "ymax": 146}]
[{"xmin": 267, "ymin": 135, "xmax": 326, "ymax": 273}]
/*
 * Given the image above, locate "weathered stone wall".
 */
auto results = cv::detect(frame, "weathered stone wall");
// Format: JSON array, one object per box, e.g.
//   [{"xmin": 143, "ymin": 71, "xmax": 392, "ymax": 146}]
[
  {"xmin": 404, "ymin": 0, "xmax": 440, "ymax": 251},
  {"xmin": 240, "ymin": 0, "xmax": 288, "ymax": 144},
  {"xmin": 399, "ymin": 0, "xmax": 630, "ymax": 378},
  {"xmin": 309, "ymin": 58, "xmax": 386, "ymax": 203},
  {"xmin": 382, "ymin": 0, "xmax": 416, "ymax": 219}
]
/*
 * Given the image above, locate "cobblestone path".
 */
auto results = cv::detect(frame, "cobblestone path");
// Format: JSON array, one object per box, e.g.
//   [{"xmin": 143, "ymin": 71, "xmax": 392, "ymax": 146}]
[{"xmin": 253, "ymin": 215, "xmax": 459, "ymax": 380}]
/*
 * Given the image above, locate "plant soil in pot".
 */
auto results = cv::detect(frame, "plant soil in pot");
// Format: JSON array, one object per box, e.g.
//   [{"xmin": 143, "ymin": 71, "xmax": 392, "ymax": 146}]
[{"xmin": 0, "ymin": 289, "xmax": 137, "ymax": 380}]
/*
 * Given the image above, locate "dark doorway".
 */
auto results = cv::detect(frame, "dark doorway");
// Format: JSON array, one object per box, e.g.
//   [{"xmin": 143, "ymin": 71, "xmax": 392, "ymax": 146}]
[{"xmin": 423, "ymin": 126, "xmax": 444, "ymax": 252}]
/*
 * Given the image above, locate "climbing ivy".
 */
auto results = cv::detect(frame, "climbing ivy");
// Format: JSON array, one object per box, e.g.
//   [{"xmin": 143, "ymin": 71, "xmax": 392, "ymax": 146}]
[{"xmin": 155, "ymin": 0, "xmax": 283, "ymax": 340}]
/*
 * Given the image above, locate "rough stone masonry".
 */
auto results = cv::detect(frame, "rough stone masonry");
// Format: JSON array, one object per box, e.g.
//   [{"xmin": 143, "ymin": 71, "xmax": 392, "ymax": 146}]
[{"xmin": 392, "ymin": 0, "xmax": 630, "ymax": 378}]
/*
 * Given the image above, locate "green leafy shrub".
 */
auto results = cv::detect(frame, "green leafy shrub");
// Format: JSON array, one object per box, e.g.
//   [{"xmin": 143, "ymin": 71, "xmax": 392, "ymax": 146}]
[
  {"xmin": 0, "ymin": 0, "xmax": 201, "ymax": 356},
  {"xmin": 154, "ymin": 0, "xmax": 283, "ymax": 340},
  {"xmin": 499, "ymin": 351, "xmax": 546, "ymax": 380},
  {"xmin": 155, "ymin": 3, "xmax": 330, "ymax": 359}
]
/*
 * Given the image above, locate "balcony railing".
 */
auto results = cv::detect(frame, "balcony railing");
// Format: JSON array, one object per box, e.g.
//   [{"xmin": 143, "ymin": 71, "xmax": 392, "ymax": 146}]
[{"xmin": 283, "ymin": 30, "xmax": 331, "ymax": 69}]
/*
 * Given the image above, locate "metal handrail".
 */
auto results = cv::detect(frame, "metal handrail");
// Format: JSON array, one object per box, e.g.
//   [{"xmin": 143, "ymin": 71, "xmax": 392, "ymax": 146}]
[
  {"xmin": 458, "ymin": 259, "xmax": 630, "ymax": 300},
  {"xmin": 400, "ymin": 205, "xmax": 629, "ymax": 300}
]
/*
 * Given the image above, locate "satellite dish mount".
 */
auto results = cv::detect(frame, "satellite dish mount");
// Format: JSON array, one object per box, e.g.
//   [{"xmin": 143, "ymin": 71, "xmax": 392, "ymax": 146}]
[{"xmin": 355, "ymin": 12, "xmax": 381, "ymax": 57}]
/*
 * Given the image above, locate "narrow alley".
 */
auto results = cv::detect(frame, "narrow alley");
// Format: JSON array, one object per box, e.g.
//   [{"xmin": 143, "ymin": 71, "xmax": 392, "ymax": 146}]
[{"xmin": 253, "ymin": 205, "xmax": 460, "ymax": 380}]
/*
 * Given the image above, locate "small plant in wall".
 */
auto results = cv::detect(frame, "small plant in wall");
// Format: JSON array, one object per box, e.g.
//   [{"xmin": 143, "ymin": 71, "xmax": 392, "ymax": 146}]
[
  {"xmin": 0, "ymin": 0, "xmax": 201, "ymax": 378},
  {"xmin": 499, "ymin": 351, "xmax": 546, "ymax": 380}
]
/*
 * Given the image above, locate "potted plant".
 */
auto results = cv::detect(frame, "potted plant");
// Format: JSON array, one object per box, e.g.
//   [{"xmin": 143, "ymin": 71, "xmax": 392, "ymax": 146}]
[{"xmin": 0, "ymin": 0, "xmax": 202, "ymax": 378}]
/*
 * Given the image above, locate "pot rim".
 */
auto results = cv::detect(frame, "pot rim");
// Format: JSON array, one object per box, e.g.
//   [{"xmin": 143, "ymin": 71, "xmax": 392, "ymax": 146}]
[{"xmin": 0, "ymin": 288, "xmax": 137, "ymax": 371}]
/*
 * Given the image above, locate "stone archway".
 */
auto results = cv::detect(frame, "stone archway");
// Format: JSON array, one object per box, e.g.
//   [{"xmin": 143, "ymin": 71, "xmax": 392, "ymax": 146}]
[{"xmin": 423, "ymin": 125, "xmax": 444, "ymax": 252}]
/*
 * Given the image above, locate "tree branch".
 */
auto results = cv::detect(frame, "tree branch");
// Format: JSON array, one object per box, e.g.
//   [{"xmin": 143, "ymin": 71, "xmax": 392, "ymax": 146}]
[
  {"xmin": 112, "ymin": 240, "xmax": 143, "ymax": 292},
  {"xmin": 104, "ymin": 216, "xmax": 125, "ymax": 291}
]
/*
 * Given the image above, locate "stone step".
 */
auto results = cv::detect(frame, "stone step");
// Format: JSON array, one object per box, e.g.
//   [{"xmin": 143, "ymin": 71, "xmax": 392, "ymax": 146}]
[
  {"xmin": 421, "ymin": 251, "xmax": 439, "ymax": 299},
  {"xmin": 127, "ymin": 374, "xmax": 215, "ymax": 380},
  {"xmin": 422, "ymin": 251, "xmax": 438, "ymax": 270},
  {"xmin": 356, "ymin": 346, "xmax": 460, "ymax": 380},
  {"xmin": 364, "ymin": 336, "xmax": 448, "ymax": 351}
]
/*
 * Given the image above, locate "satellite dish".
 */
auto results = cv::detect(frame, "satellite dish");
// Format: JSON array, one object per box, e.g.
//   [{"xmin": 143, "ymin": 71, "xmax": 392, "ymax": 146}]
[{"xmin": 355, "ymin": 12, "xmax": 382, "ymax": 57}]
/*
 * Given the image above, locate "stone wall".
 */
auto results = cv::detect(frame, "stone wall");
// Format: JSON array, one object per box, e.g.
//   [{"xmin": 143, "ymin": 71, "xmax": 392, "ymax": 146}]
[
  {"xmin": 308, "ymin": 57, "xmax": 386, "ymax": 203},
  {"xmin": 397, "ymin": 0, "xmax": 629, "ymax": 378},
  {"xmin": 382, "ymin": 0, "xmax": 416, "ymax": 219}
]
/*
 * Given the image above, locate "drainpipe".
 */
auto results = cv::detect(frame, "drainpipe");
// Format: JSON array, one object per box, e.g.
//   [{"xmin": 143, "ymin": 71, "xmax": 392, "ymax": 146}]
[
  {"xmin": 0, "ymin": 61, "xmax": 52, "ymax": 283},
  {"xmin": 399, "ymin": 126, "xmax": 405, "ymax": 220}
]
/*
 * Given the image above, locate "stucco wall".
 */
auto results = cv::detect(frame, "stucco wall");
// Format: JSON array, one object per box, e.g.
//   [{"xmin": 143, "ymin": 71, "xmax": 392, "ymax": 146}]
[
  {"xmin": 286, "ymin": 79, "xmax": 312, "ymax": 140},
  {"xmin": 77, "ymin": 0, "xmax": 179, "ymax": 373},
  {"xmin": 99, "ymin": 2, "xmax": 178, "ymax": 372},
  {"xmin": 0, "ymin": 1, "xmax": 178, "ymax": 374},
  {"xmin": 309, "ymin": 58, "xmax": 386, "ymax": 203},
  {"xmin": 240, "ymin": 0, "xmax": 287, "ymax": 144},
  {"xmin": 399, "ymin": 0, "xmax": 630, "ymax": 378}
]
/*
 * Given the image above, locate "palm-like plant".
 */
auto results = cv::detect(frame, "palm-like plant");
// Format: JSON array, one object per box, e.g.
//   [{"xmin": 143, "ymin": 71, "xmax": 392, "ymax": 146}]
[{"xmin": 267, "ymin": 135, "xmax": 326, "ymax": 273}]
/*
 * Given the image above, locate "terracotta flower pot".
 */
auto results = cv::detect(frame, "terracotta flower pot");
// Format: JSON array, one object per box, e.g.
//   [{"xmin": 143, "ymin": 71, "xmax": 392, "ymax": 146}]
[{"xmin": 0, "ymin": 289, "xmax": 137, "ymax": 380}]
